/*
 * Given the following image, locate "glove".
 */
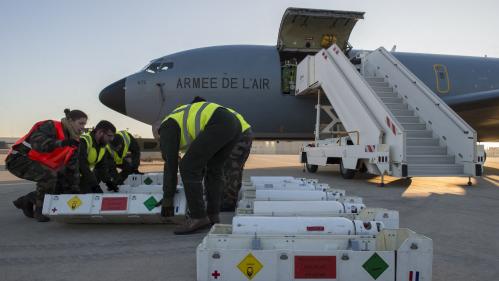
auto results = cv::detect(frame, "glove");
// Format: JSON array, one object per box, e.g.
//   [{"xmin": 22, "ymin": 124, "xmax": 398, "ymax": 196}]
[
  {"xmin": 156, "ymin": 197, "xmax": 174, "ymax": 217},
  {"xmin": 59, "ymin": 138, "xmax": 80, "ymax": 147},
  {"xmin": 106, "ymin": 182, "xmax": 119, "ymax": 192}
]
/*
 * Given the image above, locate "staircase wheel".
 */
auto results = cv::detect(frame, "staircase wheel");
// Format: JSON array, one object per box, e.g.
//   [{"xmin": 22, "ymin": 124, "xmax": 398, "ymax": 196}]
[
  {"xmin": 305, "ymin": 164, "xmax": 318, "ymax": 173},
  {"xmin": 340, "ymin": 160, "xmax": 356, "ymax": 179}
]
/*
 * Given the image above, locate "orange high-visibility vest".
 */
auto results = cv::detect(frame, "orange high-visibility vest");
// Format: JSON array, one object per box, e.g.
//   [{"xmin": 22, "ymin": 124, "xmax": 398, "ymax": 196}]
[{"xmin": 9, "ymin": 120, "xmax": 78, "ymax": 170}]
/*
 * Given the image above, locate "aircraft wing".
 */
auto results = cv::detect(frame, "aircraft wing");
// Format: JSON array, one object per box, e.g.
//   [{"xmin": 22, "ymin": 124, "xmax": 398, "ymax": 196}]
[{"xmin": 446, "ymin": 89, "xmax": 499, "ymax": 111}]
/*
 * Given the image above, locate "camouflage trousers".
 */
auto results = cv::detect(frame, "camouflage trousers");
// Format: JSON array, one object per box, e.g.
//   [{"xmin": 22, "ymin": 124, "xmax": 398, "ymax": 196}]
[
  {"xmin": 6, "ymin": 153, "xmax": 57, "ymax": 208},
  {"xmin": 222, "ymin": 129, "xmax": 253, "ymax": 208}
]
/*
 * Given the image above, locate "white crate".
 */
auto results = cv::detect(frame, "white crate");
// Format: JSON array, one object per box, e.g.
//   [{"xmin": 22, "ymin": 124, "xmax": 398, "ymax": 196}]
[
  {"xmin": 197, "ymin": 226, "xmax": 432, "ymax": 281},
  {"xmin": 42, "ymin": 186, "xmax": 187, "ymax": 223}
]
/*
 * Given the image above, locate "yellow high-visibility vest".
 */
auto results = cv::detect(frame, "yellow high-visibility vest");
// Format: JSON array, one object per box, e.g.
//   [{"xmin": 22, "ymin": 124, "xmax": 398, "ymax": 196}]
[
  {"xmin": 226, "ymin": 108, "xmax": 251, "ymax": 132},
  {"xmin": 106, "ymin": 130, "xmax": 131, "ymax": 165},
  {"xmin": 162, "ymin": 102, "xmax": 222, "ymax": 152},
  {"xmin": 81, "ymin": 133, "xmax": 106, "ymax": 170}
]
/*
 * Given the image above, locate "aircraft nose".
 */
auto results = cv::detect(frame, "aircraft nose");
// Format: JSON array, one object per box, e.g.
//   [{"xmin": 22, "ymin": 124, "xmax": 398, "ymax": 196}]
[{"xmin": 99, "ymin": 78, "xmax": 127, "ymax": 114}]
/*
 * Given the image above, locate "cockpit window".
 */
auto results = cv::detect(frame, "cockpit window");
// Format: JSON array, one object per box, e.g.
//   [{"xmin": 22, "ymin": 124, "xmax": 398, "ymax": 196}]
[{"xmin": 144, "ymin": 61, "xmax": 174, "ymax": 74}]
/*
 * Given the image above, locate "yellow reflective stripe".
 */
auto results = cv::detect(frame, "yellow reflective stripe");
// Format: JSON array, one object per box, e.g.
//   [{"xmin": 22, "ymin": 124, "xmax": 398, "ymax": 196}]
[
  {"xmin": 181, "ymin": 104, "xmax": 193, "ymax": 148},
  {"xmin": 119, "ymin": 131, "xmax": 130, "ymax": 160},
  {"xmin": 194, "ymin": 102, "xmax": 211, "ymax": 138},
  {"xmin": 226, "ymin": 108, "xmax": 251, "ymax": 132},
  {"xmin": 81, "ymin": 134, "xmax": 92, "ymax": 156},
  {"xmin": 81, "ymin": 133, "xmax": 105, "ymax": 169}
]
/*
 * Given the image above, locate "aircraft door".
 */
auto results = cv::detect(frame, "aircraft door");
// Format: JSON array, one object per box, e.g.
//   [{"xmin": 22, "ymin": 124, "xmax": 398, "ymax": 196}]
[{"xmin": 433, "ymin": 64, "xmax": 450, "ymax": 94}]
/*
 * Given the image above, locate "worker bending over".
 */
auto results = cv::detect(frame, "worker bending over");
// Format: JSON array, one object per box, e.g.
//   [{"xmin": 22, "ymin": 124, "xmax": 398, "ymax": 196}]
[
  {"xmin": 79, "ymin": 120, "xmax": 118, "ymax": 193},
  {"xmin": 159, "ymin": 100, "xmax": 241, "ymax": 234}
]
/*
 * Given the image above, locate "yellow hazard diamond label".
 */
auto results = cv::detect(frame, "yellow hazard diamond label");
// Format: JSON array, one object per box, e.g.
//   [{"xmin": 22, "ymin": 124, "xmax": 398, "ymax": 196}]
[
  {"xmin": 237, "ymin": 252, "xmax": 263, "ymax": 280},
  {"xmin": 67, "ymin": 196, "xmax": 82, "ymax": 210}
]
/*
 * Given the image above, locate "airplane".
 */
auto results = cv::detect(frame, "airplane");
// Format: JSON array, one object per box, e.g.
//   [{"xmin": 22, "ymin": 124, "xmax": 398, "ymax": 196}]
[{"xmin": 99, "ymin": 7, "xmax": 499, "ymax": 142}]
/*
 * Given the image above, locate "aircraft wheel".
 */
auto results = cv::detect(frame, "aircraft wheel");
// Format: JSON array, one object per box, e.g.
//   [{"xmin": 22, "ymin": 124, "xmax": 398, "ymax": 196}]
[
  {"xmin": 340, "ymin": 160, "xmax": 356, "ymax": 179},
  {"xmin": 305, "ymin": 164, "xmax": 318, "ymax": 173}
]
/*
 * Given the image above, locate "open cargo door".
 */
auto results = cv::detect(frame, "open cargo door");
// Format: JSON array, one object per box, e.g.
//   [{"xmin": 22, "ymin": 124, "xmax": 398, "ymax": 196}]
[{"xmin": 277, "ymin": 7, "xmax": 364, "ymax": 53}]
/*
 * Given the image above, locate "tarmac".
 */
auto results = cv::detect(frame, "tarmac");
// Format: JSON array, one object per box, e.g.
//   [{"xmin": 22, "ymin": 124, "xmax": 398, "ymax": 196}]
[{"xmin": 0, "ymin": 154, "xmax": 498, "ymax": 281}]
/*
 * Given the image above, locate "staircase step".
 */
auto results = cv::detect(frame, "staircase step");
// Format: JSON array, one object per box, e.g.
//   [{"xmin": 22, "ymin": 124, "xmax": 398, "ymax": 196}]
[
  {"xmin": 381, "ymin": 97, "xmax": 403, "ymax": 103},
  {"xmin": 391, "ymin": 109, "xmax": 415, "ymax": 116},
  {"xmin": 407, "ymin": 138, "xmax": 440, "ymax": 146},
  {"xmin": 377, "ymin": 92, "xmax": 398, "ymax": 98},
  {"xmin": 407, "ymin": 155, "xmax": 455, "ymax": 164},
  {"xmin": 407, "ymin": 146, "xmax": 447, "ymax": 155},
  {"xmin": 406, "ymin": 130, "xmax": 433, "ymax": 138},
  {"xmin": 386, "ymin": 103, "xmax": 408, "ymax": 110},
  {"xmin": 396, "ymin": 116, "xmax": 420, "ymax": 123},
  {"xmin": 407, "ymin": 164, "xmax": 464, "ymax": 176},
  {"xmin": 372, "ymin": 86, "xmax": 393, "ymax": 93},
  {"xmin": 364, "ymin": 77, "xmax": 385, "ymax": 83},
  {"xmin": 401, "ymin": 123, "xmax": 427, "ymax": 130},
  {"xmin": 368, "ymin": 81, "xmax": 389, "ymax": 87}
]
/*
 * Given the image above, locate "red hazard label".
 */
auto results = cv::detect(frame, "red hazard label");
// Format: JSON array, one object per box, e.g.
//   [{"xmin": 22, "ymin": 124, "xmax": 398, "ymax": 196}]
[
  {"xmin": 295, "ymin": 256, "xmax": 336, "ymax": 279},
  {"xmin": 306, "ymin": 226, "xmax": 325, "ymax": 231},
  {"xmin": 101, "ymin": 197, "xmax": 128, "ymax": 211}
]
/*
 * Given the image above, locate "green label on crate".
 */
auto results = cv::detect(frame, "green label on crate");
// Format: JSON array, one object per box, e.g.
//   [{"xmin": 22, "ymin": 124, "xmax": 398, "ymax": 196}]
[
  {"xmin": 143, "ymin": 196, "xmax": 158, "ymax": 211},
  {"xmin": 362, "ymin": 253, "xmax": 389, "ymax": 280},
  {"xmin": 143, "ymin": 177, "xmax": 153, "ymax": 185}
]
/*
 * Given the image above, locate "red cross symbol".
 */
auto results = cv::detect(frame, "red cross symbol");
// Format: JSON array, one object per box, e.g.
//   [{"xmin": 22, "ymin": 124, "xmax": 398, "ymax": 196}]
[
  {"xmin": 51, "ymin": 207, "xmax": 58, "ymax": 213},
  {"xmin": 211, "ymin": 270, "xmax": 220, "ymax": 279}
]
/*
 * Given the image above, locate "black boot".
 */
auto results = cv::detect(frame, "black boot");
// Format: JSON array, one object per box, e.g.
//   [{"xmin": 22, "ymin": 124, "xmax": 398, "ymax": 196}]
[
  {"xmin": 12, "ymin": 196, "xmax": 34, "ymax": 218},
  {"xmin": 34, "ymin": 207, "xmax": 50, "ymax": 222}
]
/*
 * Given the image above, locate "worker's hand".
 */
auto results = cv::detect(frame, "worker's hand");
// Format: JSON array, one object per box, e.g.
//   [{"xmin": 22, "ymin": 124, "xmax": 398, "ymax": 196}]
[
  {"xmin": 59, "ymin": 138, "xmax": 80, "ymax": 147},
  {"xmin": 106, "ymin": 181, "xmax": 119, "ymax": 192},
  {"xmin": 158, "ymin": 197, "xmax": 175, "ymax": 217}
]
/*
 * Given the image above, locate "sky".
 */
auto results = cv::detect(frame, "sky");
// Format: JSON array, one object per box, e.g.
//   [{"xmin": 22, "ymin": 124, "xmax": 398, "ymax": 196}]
[{"xmin": 1, "ymin": 0, "xmax": 499, "ymax": 140}]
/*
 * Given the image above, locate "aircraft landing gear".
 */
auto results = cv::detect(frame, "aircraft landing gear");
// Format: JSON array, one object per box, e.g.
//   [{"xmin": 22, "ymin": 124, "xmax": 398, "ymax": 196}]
[{"xmin": 467, "ymin": 177, "xmax": 473, "ymax": 186}]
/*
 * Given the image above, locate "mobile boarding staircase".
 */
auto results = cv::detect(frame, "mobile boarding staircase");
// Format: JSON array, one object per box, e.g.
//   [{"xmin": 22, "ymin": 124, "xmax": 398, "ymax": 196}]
[{"xmin": 297, "ymin": 44, "xmax": 485, "ymax": 185}]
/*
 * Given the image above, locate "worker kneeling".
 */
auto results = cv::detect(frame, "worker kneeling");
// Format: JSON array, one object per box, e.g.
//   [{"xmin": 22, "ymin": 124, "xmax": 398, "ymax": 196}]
[
  {"xmin": 159, "ymin": 101, "xmax": 241, "ymax": 235},
  {"xmin": 7, "ymin": 109, "xmax": 86, "ymax": 222}
]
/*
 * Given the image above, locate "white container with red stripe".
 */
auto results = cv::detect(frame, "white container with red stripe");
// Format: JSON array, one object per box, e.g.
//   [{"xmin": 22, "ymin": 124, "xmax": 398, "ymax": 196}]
[
  {"xmin": 232, "ymin": 216, "xmax": 383, "ymax": 236},
  {"xmin": 237, "ymin": 201, "xmax": 399, "ymax": 229}
]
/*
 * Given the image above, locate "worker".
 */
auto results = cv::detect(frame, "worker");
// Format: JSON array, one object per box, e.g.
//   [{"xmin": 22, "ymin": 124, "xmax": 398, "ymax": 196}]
[
  {"xmin": 159, "ymin": 99, "xmax": 241, "ymax": 235},
  {"xmin": 79, "ymin": 120, "xmax": 118, "ymax": 193},
  {"xmin": 107, "ymin": 130, "xmax": 142, "ymax": 186},
  {"xmin": 187, "ymin": 97, "xmax": 253, "ymax": 212},
  {"xmin": 7, "ymin": 109, "xmax": 86, "ymax": 222}
]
